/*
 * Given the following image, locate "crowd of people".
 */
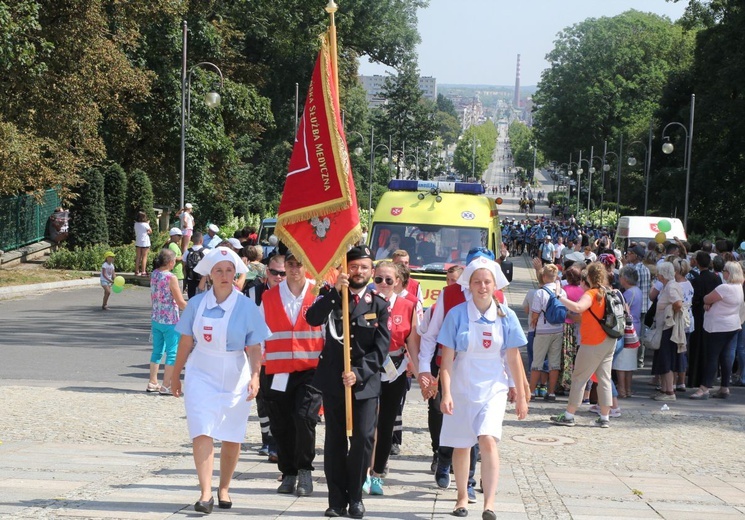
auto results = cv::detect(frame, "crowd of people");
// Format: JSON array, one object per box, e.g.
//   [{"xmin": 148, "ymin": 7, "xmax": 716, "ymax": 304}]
[{"xmin": 119, "ymin": 200, "xmax": 744, "ymax": 519}]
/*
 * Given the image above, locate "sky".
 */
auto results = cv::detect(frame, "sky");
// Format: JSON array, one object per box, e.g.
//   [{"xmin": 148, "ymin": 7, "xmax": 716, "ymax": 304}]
[{"xmin": 358, "ymin": 0, "xmax": 688, "ymax": 86}]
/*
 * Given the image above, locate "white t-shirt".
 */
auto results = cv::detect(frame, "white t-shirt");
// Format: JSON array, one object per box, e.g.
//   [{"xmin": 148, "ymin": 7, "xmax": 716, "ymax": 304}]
[
  {"xmin": 704, "ymin": 283, "xmax": 744, "ymax": 333},
  {"xmin": 134, "ymin": 221, "xmax": 151, "ymax": 248},
  {"xmin": 180, "ymin": 211, "xmax": 194, "ymax": 232},
  {"xmin": 100, "ymin": 261, "xmax": 115, "ymax": 284}
]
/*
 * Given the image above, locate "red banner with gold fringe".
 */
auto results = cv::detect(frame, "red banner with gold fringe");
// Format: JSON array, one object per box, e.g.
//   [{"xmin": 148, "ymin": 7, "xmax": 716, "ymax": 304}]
[{"xmin": 275, "ymin": 32, "xmax": 361, "ymax": 282}]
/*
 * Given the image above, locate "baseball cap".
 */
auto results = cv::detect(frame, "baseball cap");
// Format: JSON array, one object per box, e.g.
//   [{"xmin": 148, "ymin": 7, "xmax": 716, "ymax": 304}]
[
  {"xmin": 628, "ymin": 244, "xmax": 646, "ymax": 258},
  {"xmin": 227, "ymin": 238, "xmax": 242, "ymax": 250},
  {"xmin": 169, "ymin": 227, "xmax": 182, "ymax": 236},
  {"xmin": 185, "ymin": 203, "xmax": 193, "ymax": 209}
]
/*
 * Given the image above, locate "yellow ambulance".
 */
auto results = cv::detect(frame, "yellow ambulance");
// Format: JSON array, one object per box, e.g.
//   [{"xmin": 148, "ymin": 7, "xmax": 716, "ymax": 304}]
[{"xmin": 369, "ymin": 180, "xmax": 503, "ymax": 308}]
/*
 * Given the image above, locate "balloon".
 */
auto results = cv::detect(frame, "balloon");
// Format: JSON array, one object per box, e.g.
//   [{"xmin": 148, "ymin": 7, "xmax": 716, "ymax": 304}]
[
  {"xmin": 113, "ymin": 275, "xmax": 125, "ymax": 287},
  {"xmin": 112, "ymin": 284, "xmax": 123, "ymax": 294},
  {"xmin": 657, "ymin": 219, "xmax": 672, "ymax": 233},
  {"xmin": 740, "ymin": 241, "xmax": 745, "ymax": 251},
  {"xmin": 655, "ymin": 232, "xmax": 667, "ymax": 244}
]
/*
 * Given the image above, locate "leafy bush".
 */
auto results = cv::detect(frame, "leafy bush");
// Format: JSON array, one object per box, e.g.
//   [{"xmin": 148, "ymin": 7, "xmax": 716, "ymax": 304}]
[
  {"xmin": 69, "ymin": 167, "xmax": 109, "ymax": 248},
  {"xmin": 220, "ymin": 213, "xmax": 262, "ymax": 240},
  {"xmin": 45, "ymin": 232, "xmax": 170, "ymax": 272},
  {"xmin": 103, "ymin": 163, "xmax": 128, "ymax": 246}
]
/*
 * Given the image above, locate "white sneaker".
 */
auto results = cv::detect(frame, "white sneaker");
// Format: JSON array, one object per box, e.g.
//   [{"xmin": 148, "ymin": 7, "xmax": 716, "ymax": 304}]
[{"xmin": 589, "ymin": 405, "xmax": 621, "ymax": 418}]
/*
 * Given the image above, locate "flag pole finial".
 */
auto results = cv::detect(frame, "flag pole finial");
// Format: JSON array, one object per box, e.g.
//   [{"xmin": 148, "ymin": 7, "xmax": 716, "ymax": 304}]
[{"xmin": 325, "ymin": 1, "xmax": 338, "ymax": 14}]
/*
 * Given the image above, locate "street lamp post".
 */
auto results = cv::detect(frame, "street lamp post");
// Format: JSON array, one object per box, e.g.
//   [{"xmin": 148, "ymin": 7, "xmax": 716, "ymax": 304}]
[
  {"xmin": 601, "ymin": 143, "xmax": 619, "ymax": 227},
  {"xmin": 661, "ymin": 93, "xmax": 695, "ymax": 229},
  {"xmin": 180, "ymin": 21, "xmax": 225, "ymax": 211},
  {"xmin": 626, "ymin": 135, "xmax": 650, "ymax": 215}
]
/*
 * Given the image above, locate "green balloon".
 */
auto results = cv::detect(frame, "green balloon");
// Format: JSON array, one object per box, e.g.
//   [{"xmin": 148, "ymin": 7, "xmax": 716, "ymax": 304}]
[
  {"xmin": 112, "ymin": 284, "xmax": 123, "ymax": 294},
  {"xmin": 657, "ymin": 219, "xmax": 672, "ymax": 233}
]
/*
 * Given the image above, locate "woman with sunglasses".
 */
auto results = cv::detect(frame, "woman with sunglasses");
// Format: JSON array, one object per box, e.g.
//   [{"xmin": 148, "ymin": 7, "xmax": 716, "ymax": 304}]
[{"xmin": 363, "ymin": 261, "xmax": 420, "ymax": 496}]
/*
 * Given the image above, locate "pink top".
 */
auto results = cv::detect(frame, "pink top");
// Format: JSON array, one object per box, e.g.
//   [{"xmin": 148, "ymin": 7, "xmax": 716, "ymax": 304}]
[{"xmin": 563, "ymin": 284, "xmax": 584, "ymax": 324}]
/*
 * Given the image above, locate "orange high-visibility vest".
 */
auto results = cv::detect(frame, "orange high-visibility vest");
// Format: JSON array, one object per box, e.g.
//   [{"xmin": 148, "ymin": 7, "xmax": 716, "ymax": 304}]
[{"xmin": 262, "ymin": 285, "xmax": 324, "ymax": 375}]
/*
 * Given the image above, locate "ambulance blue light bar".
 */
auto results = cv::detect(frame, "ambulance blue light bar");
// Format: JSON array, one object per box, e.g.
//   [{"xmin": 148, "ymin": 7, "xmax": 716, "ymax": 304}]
[{"xmin": 387, "ymin": 180, "xmax": 485, "ymax": 195}]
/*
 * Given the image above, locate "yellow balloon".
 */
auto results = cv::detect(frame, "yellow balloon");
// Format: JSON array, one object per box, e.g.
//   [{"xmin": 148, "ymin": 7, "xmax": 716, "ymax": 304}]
[
  {"xmin": 114, "ymin": 275, "xmax": 125, "ymax": 287},
  {"xmin": 655, "ymin": 232, "xmax": 667, "ymax": 244}
]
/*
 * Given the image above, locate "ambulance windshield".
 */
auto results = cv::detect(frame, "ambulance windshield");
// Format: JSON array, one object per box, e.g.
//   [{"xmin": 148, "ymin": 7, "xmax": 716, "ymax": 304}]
[{"xmin": 369, "ymin": 224, "xmax": 488, "ymax": 270}]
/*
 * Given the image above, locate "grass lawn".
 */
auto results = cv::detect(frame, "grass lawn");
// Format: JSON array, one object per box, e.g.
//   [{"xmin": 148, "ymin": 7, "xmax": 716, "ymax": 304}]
[{"xmin": 0, "ymin": 267, "xmax": 94, "ymax": 287}]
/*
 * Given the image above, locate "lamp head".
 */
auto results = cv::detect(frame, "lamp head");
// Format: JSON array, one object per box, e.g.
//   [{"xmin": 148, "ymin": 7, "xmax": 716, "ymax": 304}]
[
  {"xmin": 589, "ymin": 167, "xmax": 596, "ymax": 174},
  {"xmin": 577, "ymin": 168, "xmax": 583, "ymax": 175},
  {"xmin": 205, "ymin": 91, "xmax": 221, "ymax": 108},
  {"xmin": 627, "ymin": 156, "xmax": 637, "ymax": 166},
  {"xmin": 354, "ymin": 147, "xmax": 363, "ymax": 157},
  {"xmin": 603, "ymin": 164, "xmax": 611, "ymax": 172},
  {"xmin": 662, "ymin": 142, "xmax": 674, "ymax": 154}
]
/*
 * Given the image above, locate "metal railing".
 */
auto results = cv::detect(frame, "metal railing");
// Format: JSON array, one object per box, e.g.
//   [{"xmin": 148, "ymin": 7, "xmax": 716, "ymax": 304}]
[{"xmin": 0, "ymin": 189, "xmax": 61, "ymax": 251}]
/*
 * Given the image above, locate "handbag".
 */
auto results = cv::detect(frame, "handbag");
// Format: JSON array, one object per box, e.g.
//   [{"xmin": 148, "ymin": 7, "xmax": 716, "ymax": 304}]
[
  {"xmin": 642, "ymin": 323, "xmax": 662, "ymax": 351},
  {"xmin": 623, "ymin": 317, "xmax": 640, "ymax": 349}
]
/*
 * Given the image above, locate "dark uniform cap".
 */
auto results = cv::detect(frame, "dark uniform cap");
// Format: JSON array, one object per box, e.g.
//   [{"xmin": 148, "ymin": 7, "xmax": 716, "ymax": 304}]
[
  {"xmin": 285, "ymin": 250, "xmax": 298, "ymax": 262},
  {"xmin": 347, "ymin": 245, "xmax": 373, "ymax": 262}
]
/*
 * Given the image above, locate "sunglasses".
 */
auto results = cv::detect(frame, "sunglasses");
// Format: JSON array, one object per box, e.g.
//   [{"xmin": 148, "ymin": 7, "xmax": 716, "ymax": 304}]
[
  {"xmin": 268, "ymin": 268, "xmax": 286, "ymax": 277},
  {"xmin": 374, "ymin": 276, "xmax": 395, "ymax": 285}
]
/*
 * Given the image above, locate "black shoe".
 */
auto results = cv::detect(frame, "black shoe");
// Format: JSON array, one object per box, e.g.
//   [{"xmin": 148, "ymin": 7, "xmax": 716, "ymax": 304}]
[
  {"xmin": 194, "ymin": 497, "xmax": 214, "ymax": 514},
  {"xmin": 277, "ymin": 474, "xmax": 296, "ymax": 494},
  {"xmin": 217, "ymin": 494, "xmax": 232, "ymax": 509},
  {"xmin": 451, "ymin": 506, "xmax": 468, "ymax": 517},
  {"xmin": 348, "ymin": 500, "xmax": 366, "ymax": 519},
  {"xmin": 296, "ymin": 469, "xmax": 313, "ymax": 496},
  {"xmin": 324, "ymin": 507, "xmax": 346, "ymax": 518},
  {"xmin": 482, "ymin": 510, "xmax": 497, "ymax": 520}
]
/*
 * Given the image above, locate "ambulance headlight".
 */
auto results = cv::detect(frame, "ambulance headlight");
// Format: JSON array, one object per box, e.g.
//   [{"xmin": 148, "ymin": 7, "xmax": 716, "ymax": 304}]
[
  {"xmin": 418, "ymin": 193, "xmax": 425, "ymax": 200},
  {"xmin": 435, "ymin": 195, "xmax": 443, "ymax": 203}
]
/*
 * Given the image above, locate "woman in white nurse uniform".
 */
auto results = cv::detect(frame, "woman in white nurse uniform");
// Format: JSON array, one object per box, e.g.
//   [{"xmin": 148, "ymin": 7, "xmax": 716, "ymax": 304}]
[
  {"xmin": 172, "ymin": 247, "xmax": 270, "ymax": 514},
  {"xmin": 438, "ymin": 257, "xmax": 529, "ymax": 520}
]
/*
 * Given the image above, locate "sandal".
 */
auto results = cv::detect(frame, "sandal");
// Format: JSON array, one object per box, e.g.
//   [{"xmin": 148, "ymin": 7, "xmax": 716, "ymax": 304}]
[
  {"xmin": 712, "ymin": 391, "xmax": 730, "ymax": 399},
  {"xmin": 689, "ymin": 390, "xmax": 709, "ymax": 400}
]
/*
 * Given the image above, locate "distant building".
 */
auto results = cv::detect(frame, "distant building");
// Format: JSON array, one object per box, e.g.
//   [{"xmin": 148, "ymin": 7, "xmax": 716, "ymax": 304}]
[{"xmin": 359, "ymin": 74, "xmax": 437, "ymax": 108}]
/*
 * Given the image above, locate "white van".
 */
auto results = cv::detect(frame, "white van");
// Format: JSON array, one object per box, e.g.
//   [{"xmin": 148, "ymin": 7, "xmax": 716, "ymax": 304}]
[{"xmin": 614, "ymin": 216, "xmax": 687, "ymax": 251}]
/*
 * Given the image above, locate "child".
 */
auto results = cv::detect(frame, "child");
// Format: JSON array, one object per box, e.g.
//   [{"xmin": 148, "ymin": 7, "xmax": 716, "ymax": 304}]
[{"xmin": 101, "ymin": 251, "xmax": 115, "ymax": 310}]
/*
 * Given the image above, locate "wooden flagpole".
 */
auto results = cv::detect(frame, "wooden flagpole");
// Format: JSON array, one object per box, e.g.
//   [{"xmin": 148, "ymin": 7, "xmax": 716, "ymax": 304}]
[{"xmin": 325, "ymin": 0, "xmax": 353, "ymax": 438}]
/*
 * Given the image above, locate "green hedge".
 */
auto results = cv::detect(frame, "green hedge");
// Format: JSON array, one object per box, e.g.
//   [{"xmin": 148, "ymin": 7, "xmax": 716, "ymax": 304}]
[{"xmin": 45, "ymin": 232, "xmax": 170, "ymax": 272}]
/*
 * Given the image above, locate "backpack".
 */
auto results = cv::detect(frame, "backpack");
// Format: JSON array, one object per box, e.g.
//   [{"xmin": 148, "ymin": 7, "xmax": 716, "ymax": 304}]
[
  {"xmin": 541, "ymin": 287, "xmax": 567, "ymax": 325},
  {"xmin": 589, "ymin": 288, "xmax": 626, "ymax": 338},
  {"xmin": 185, "ymin": 247, "xmax": 205, "ymax": 281}
]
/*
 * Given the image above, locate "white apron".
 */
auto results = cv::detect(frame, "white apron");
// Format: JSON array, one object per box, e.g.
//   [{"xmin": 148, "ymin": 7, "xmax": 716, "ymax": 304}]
[
  {"xmin": 440, "ymin": 305, "xmax": 510, "ymax": 448},
  {"xmin": 184, "ymin": 291, "xmax": 252, "ymax": 442}
]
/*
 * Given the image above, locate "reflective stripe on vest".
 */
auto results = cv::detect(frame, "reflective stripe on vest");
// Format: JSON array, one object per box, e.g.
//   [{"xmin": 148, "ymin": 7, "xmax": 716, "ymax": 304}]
[{"xmin": 262, "ymin": 284, "xmax": 324, "ymax": 374}]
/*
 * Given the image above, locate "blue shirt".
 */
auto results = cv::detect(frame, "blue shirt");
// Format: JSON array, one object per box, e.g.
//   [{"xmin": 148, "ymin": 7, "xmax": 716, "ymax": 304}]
[
  {"xmin": 204, "ymin": 234, "xmax": 223, "ymax": 249},
  {"xmin": 437, "ymin": 302, "xmax": 527, "ymax": 353},
  {"xmin": 175, "ymin": 291, "xmax": 271, "ymax": 351}
]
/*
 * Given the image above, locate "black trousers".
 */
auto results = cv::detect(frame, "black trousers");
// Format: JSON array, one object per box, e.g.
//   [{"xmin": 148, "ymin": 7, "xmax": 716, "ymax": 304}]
[
  {"xmin": 373, "ymin": 374, "xmax": 408, "ymax": 474},
  {"xmin": 186, "ymin": 279, "xmax": 200, "ymax": 299},
  {"xmin": 262, "ymin": 369, "xmax": 320, "ymax": 476},
  {"xmin": 323, "ymin": 394, "xmax": 378, "ymax": 508},
  {"xmin": 391, "ymin": 376, "xmax": 411, "ymax": 446}
]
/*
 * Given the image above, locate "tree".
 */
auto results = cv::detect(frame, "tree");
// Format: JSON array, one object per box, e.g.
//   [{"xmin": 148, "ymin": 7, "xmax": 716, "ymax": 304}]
[
  {"xmin": 102, "ymin": 163, "xmax": 128, "ymax": 246},
  {"xmin": 126, "ymin": 168, "xmax": 156, "ymax": 242},
  {"xmin": 437, "ymin": 93, "xmax": 458, "ymax": 118},
  {"xmin": 453, "ymin": 122, "xmax": 497, "ymax": 179},
  {"xmin": 533, "ymin": 9, "xmax": 695, "ymax": 213},
  {"xmin": 69, "ymin": 167, "xmax": 108, "ymax": 248},
  {"xmin": 374, "ymin": 59, "xmax": 437, "ymax": 179}
]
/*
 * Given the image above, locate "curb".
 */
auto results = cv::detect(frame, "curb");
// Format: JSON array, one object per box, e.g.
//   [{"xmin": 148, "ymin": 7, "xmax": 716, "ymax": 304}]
[{"xmin": 0, "ymin": 277, "xmax": 100, "ymax": 299}]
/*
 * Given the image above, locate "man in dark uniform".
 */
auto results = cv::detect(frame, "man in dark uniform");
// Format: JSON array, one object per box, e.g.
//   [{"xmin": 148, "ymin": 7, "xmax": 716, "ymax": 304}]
[{"xmin": 306, "ymin": 246, "xmax": 390, "ymax": 519}]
